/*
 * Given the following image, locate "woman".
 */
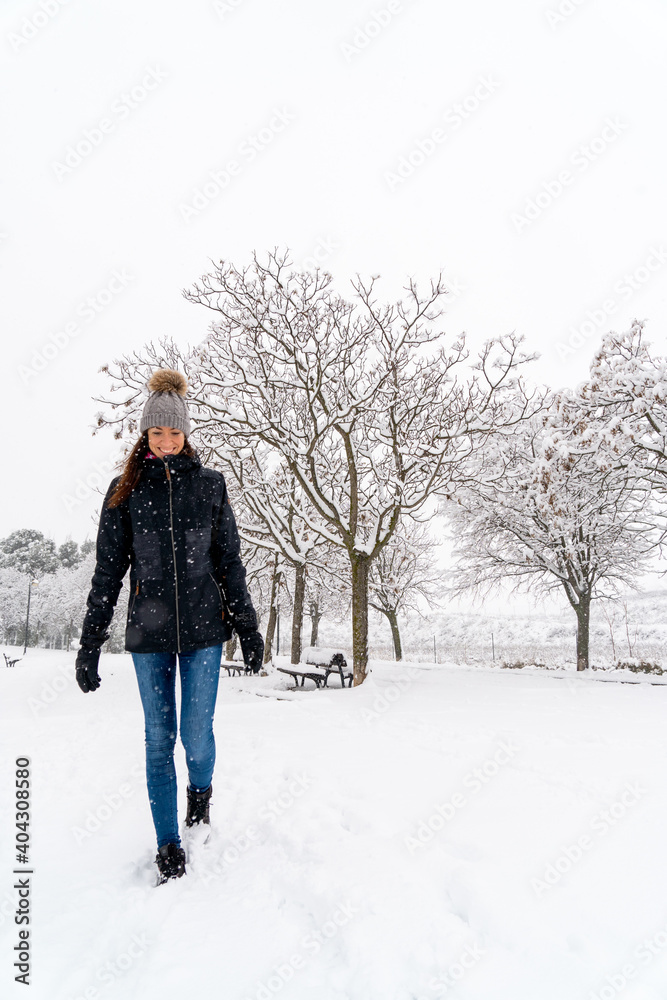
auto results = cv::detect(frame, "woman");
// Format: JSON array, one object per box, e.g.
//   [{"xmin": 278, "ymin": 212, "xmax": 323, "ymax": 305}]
[{"xmin": 75, "ymin": 369, "xmax": 263, "ymax": 884}]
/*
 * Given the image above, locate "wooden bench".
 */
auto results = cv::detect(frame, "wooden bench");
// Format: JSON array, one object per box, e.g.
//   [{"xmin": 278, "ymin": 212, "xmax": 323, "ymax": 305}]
[
  {"xmin": 222, "ymin": 660, "xmax": 247, "ymax": 677},
  {"xmin": 3, "ymin": 653, "xmax": 21, "ymax": 668},
  {"xmin": 277, "ymin": 651, "xmax": 352, "ymax": 690},
  {"xmin": 276, "ymin": 667, "xmax": 330, "ymax": 689}
]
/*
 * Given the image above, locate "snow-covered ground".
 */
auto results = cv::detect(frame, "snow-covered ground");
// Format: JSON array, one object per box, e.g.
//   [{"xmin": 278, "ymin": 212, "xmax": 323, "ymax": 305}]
[{"xmin": 2, "ymin": 649, "xmax": 667, "ymax": 1000}]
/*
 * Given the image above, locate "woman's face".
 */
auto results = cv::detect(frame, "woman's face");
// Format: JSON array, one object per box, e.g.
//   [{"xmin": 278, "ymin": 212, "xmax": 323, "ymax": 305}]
[{"xmin": 147, "ymin": 426, "xmax": 185, "ymax": 459}]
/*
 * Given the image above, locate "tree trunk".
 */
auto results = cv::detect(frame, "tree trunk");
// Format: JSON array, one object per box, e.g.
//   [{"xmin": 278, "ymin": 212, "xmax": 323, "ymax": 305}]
[
  {"xmin": 263, "ymin": 555, "xmax": 282, "ymax": 663},
  {"xmin": 381, "ymin": 607, "xmax": 402, "ymax": 661},
  {"xmin": 225, "ymin": 635, "xmax": 238, "ymax": 661},
  {"xmin": 575, "ymin": 593, "xmax": 591, "ymax": 670},
  {"xmin": 291, "ymin": 563, "xmax": 306, "ymax": 665},
  {"xmin": 350, "ymin": 552, "xmax": 370, "ymax": 686},
  {"xmin": 309, "ymin": 598, "xmax": 322, "ymax": 647}
]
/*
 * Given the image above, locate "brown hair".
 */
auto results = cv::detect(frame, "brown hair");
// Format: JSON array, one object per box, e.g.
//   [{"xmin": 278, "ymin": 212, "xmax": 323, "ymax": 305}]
[{"xmin": 107, "ymin": 432, "xmax": 196, "ymax": 508}]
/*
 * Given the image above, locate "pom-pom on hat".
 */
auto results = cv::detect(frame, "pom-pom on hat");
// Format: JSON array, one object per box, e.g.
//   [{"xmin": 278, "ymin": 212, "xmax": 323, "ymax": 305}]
[{"xmin": 140, "ymin": 369, "xmax": 191, "ymax": 437}]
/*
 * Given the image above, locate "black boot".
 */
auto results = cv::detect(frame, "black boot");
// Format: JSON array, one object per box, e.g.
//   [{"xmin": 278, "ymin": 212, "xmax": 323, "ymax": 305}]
[
  {"xmin": 185, "ymin": 784, "xmax": 212, "ymax": 827},
  {"xmin": 155, "ymin": 843, "xmax": 186, "ymax": 884}
]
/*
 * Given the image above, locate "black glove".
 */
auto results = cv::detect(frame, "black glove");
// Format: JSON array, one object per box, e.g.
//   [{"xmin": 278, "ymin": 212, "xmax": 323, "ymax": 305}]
[
  {"xmin": 76, "ymin": 647, "xmax": 101, "ymax": 693},
  {"xmin": 239, "ymin": 631, "xmax": 264, "ymax": 674}
]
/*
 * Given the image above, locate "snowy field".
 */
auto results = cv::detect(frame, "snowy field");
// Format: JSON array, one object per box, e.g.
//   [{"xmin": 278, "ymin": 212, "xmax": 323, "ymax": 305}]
[
  {"xmin": 2, "ymin": 650, "xmax": 667, "ymax": 1000},
  {"xmin": 337, "ymin": 590, "xmax": 667, "ymax": 669}
]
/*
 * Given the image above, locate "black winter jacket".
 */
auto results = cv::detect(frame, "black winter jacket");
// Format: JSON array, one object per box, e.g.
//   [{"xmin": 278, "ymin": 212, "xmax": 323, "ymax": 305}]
[{"xmin": 80, "ymin": 451, "xmax": 258, "ymax": 654}]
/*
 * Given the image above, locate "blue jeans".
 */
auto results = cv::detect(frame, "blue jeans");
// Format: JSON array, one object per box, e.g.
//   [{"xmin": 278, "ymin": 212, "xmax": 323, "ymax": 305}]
[{"xmin": 131, "ymin": 644, "xmax": 222, "ymax": 849}]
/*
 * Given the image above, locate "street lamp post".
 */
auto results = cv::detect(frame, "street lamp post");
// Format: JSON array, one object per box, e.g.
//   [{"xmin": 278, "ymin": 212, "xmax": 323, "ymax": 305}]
[{"xmin": 23, "ymin": 579, "xmax": 37, "ymax": 655}]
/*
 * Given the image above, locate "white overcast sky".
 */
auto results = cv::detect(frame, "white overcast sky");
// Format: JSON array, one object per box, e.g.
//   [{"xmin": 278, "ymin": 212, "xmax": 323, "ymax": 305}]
[{"xmin": 2, "ymin": 0, "xmax": 667, "ymax": 546}]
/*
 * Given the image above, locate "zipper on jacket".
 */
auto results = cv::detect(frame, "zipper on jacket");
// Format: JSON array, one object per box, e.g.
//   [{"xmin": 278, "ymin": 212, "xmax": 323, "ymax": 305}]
[
  {"xmin": 129, "ymin": 580, "xmax": 139, "ymax": 617},
  {"xmin": 164, "ymin": 459, "xmax": 181, "ymax": 653},
  {"xmin": 208, "ymin": 571, "xmax": 225, "ymax": 620}
]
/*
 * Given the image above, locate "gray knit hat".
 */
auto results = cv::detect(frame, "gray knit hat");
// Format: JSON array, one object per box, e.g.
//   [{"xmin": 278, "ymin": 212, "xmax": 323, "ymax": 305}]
[{"xmin": 140, "ymin": 369, "xmax": 191, "ymax": 436}]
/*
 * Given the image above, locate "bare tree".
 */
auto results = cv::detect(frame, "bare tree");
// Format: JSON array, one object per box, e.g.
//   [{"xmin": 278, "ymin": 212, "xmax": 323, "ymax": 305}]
[
  {"xmin": 218, "ymin": 450, "xmax": 331, "ymax": 664},
  {"xmin": 304, "ymin": 550, "xmax": 351, "ymax": 647},
  {"xmin": 262, "ymin": 551, "xmax": 284, "ymax": 663},
  {"xmin": 369, "ymin": 518, "xmax": 444, "ymax": 660},
  {"xmin": 306, "ymin": 592, "xmax": 323, "ymax": 647},
  {"xmin": 179, "ymin": 249, "xmax": 538, "ymax": 684},
  {"xmin": 446, "ymin": 393, "xmax": 665, "ymax": 670},
  {"xmin": 93, "ymin": 251, "xmax": 537, "ymax": 683}
]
